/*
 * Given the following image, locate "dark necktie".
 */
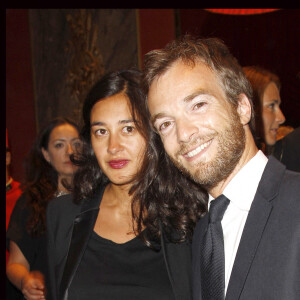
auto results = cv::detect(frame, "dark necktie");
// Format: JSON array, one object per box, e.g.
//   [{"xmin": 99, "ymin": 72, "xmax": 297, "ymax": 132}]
[{"xmin": 200, "ymin": 194, "xmax": 230, "ymax": 300}]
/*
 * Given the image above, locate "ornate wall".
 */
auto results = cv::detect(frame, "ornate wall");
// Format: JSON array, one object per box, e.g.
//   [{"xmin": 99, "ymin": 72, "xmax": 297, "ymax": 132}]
[{"xmin": 29, "ymin": 9, "xmax": 139, "ymax": 130}]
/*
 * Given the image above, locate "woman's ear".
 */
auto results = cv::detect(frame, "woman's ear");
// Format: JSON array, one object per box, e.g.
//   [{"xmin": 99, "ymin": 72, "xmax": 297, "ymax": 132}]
[
  {"xmin": 41, "ymin": 147, "xmax": 51, "ymax": 163},
  {"xmin": 237, "ymin": 94, "xmax": 252, "ymax": 125}
]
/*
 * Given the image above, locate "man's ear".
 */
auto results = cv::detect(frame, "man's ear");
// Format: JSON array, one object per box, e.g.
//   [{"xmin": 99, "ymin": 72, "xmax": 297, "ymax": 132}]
[
  {"xmin": 237, "ymin": 94, "xmax": 252, "ymax": 125},
  {"xmin": 41, "ymin": 147, "xmax": 50, "ymax": 163}
]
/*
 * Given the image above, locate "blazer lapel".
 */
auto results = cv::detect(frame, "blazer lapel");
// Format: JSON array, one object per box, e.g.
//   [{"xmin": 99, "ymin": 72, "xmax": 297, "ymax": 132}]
[
  {"xmin": 192, "ymin": 214, "xmax": 209, "ymax": 300},
  {"xmin": 225, "ymin": 157, "xmax": 285, "ymax": 299},
  {"xmin": 59, "ymin": 186, "xmax": 105, "ymax": 300}
]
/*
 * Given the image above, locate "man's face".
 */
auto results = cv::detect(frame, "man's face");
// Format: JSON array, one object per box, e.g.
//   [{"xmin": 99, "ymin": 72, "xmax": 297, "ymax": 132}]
[{"xmin": 147, "ymin": 60, "xmax": 246, "ymax": 189}]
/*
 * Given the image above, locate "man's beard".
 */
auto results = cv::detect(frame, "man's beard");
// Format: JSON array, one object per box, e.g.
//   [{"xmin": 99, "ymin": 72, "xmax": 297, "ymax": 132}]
[{"xmin": 170, "ymin": 110, "xmax": 246, "ymax": 190}]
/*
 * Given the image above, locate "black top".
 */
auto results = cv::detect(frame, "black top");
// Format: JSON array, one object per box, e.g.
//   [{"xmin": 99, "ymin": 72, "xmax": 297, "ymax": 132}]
[
  {"xmin": 6, "ymin": 193, "xmax": 48, "ymax": 299},
  {"xmin": 6, "ymin": 194, "xmax": 48, "ymax": 274},
  {"xmin": 68, "ymin": 230, "xmax": 174, "ymax": 300}
]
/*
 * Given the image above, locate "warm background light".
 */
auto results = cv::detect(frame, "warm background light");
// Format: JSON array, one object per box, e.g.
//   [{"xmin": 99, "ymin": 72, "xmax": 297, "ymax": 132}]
[{"xmin": 204, "ymin": 9, "xmax": 280, "ymax": 15}]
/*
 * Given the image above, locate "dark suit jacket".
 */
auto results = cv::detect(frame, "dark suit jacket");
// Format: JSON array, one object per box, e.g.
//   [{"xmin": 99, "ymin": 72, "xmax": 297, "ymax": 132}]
[
  {"xmin": 273, "ymin": 126, "xmax": 300, "ymax": 172},
  {"xmin": 46, "ymin": 185, "xmax": 192, "ymax": 300},
  {"xmin": 192, "ymin": 156, "xmax": 300, "ymax": 300}
]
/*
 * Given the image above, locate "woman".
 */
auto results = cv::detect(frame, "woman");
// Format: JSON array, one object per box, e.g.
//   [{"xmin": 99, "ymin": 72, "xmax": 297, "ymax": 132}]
[
  {"xmin": 6, "ymin": 117, "xmax": 82, "ymax": 300},
  {"xmin": 46, "ymin": 69, "xmax": 207, "ymax": 300},
  {"xmin": 243, "ymin": 66, "xmax": 286, "ymax": 154}
]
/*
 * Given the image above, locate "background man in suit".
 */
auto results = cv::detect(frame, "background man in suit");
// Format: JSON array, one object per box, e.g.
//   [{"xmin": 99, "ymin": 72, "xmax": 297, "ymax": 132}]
[{"xmin": 143, "ymin": 35, "xmax": 300, "ymax": 299}]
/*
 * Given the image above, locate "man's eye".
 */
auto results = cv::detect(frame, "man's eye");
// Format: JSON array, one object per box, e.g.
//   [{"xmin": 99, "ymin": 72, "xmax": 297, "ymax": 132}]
[
  {"xmin": 159, "ymin": 121, "xmax": 171, "ymax": 131},
  {"xmin": 193, "ymin": 102, "xmax": 206, "ymax": 110}
]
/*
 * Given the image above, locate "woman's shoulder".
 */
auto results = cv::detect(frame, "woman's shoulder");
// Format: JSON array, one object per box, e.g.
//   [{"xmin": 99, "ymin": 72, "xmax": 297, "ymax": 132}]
[{"xmin": 47, "ymin": 193, "xmax": 81, "ymax": 216}]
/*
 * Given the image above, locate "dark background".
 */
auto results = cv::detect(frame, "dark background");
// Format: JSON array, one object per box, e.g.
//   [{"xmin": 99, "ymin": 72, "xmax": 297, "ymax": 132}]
[{"xmin": 6, "ymin": 9, "xmax": 300, "ymax": 181}]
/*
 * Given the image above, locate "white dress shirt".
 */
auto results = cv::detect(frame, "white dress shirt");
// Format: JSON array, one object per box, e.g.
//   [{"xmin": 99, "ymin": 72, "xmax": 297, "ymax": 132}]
[{"xmin": 208, "ymin": 150, "xmax": 268, "ymax": 295}]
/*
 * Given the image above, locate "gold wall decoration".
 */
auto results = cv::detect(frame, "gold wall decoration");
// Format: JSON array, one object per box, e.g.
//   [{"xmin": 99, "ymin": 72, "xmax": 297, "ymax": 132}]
[{"xmin": 65, "ymin": 9, "xmax": 105, "ymax": 123}]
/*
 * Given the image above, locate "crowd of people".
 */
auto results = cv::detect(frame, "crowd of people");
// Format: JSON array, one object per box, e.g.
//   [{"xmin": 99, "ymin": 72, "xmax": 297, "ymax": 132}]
[{"xmin": 6, "ymin": 35, "xmax": 300, "ymax": 300}]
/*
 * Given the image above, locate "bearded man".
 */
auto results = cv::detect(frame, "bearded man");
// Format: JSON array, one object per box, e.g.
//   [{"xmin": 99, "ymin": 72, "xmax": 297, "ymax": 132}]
[{"xmin": 143, "ymin": 35, "xmax": 300, "ymax": 300}]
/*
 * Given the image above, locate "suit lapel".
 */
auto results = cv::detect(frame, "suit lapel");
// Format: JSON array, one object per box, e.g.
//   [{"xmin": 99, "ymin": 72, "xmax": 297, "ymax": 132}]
[
  {"xmin": 225, "ymin": 157, "xmax": 285, "ymax": 299},
  {"xmin": 59, "ymin": 186, "xmax": 105, "ymax": 300}
]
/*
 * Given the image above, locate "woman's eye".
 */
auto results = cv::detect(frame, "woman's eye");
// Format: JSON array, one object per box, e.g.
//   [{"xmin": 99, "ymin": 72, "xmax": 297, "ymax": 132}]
[
  {"xmin": 73, "ymin": 141, "xmax": 82, "ymax": 149},
  {"xmin": 123, "ymin": 126, "xmax": 135, "ymax": 134},
  {"xmin": 268, "ymin": 103, "xmax": 275, "ymax": 110},
  {"xmin": 95, "ymin": 129, "xmax": 107, "ymax": 136},
  {"xmin": 54, "ymin": 143, "xmax": 64, "ymax": 148}
]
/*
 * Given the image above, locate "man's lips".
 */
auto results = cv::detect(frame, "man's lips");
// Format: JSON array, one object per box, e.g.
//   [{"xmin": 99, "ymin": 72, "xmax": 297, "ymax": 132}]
[
  {"xmin": 183, "ymin": 139, "xmax": 213, "ymax": 159},
  {"xmin": 108, "ymin": 160, "xmax": 129, "ymax": 169}
]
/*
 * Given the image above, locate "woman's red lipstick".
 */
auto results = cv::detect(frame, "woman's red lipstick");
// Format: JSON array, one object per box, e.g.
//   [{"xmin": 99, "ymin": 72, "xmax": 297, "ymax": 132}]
[{"xmin": 108, "ymin": 160, "xmax": 129, "ymax": 169}]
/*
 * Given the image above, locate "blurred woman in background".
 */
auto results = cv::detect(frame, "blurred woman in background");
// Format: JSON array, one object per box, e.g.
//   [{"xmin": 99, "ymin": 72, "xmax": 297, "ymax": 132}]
[
  {"xmin": 6, "ymin": 117, "xmax": 82, "ymax": 300},
  {"xmin": 243, "ymin": 66, "xmax": 286, "ymax": 154}
]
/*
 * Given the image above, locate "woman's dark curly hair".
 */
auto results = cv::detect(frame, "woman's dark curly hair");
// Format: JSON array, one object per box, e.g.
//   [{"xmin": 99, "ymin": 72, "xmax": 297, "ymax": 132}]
[
  {"xmin": 72, "ymin": 69, "xmax": 207, "ymax": 247},
  {"xmin": 23, "ymin": 117, "xmax": 80, "ymax": 237}
]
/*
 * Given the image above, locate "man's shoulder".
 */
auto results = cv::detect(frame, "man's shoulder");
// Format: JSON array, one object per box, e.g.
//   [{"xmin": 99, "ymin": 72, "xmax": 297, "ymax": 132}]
[
  {"xmin": 259, "ymin": 156, "xmax": 300, "ymax": 198},
  {"xmin": 281, "ymin": 168, "xmax": 300, "ymax": 191}
]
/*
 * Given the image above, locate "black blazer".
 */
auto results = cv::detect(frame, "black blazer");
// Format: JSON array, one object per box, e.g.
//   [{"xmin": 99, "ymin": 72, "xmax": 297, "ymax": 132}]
[
  {"xmin": 192, "ymin": 156, "xmax": 300, "ymax": 300},
  {"xmin": 46, "ymin": 185, "xmax": 192, "ymax": 300},
  {"xmin": 272, "ymin": 126, "xmax": 300, "ymax": 172}
]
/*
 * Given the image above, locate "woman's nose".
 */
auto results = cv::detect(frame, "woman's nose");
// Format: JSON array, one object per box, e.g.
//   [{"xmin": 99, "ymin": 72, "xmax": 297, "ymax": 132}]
[
  {"xmin": 67, "ymin": 143, "xmax": 74, "ymax": 155},
  {"xmin": 107, "ymin": 134, "xmax": 123, "ymax": 154},
  {"xmin": 277, "ymin": 107, "xmax": 286, "ymax": 125}
]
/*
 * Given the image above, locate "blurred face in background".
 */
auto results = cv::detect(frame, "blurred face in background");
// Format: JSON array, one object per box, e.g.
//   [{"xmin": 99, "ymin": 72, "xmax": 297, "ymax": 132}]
[
  {"xmin": 42, "ymin": 124, "xmax": 82, "ymax": 179},
  {"xmin": 90, "ymin": 93, "xmax": 146, "ymax": 187},
  {"xmin": 262, "ymin": 82, "xmax": 285, "ymax": 146}
]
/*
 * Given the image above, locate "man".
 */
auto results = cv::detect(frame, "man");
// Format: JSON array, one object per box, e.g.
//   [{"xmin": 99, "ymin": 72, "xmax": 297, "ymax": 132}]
[{"xmin": 143, "ymin": 35, "xmax": 300, "ymax": 299}]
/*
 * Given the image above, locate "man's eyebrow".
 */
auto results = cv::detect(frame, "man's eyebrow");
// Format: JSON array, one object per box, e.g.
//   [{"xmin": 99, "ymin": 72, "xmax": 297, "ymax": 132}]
[
  {"xmin": 151, "ymin": 89, "xmax": 212, "ymax": 126},
  {"xmin": 150, "ymin": 113, "xmax": 168, "ymax": 127},
  {"xmin": 183, "ymin": 89, "xmax": 212, "ymax": 103}
]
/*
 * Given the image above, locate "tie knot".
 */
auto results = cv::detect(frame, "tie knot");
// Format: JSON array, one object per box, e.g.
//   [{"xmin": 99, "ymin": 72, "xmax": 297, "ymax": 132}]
[{"xmin": 209, "ymin": 194, "xmax": 230, "ymax": 223}]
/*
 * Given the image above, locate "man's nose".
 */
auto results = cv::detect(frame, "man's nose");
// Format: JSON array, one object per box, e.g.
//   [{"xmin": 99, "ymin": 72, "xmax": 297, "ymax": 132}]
[{"xmin": 176, "ymin": 118, "xmax": 199, "ymax": 144}]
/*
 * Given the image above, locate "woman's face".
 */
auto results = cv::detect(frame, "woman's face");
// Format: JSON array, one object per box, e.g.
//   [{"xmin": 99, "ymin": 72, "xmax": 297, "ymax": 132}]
[
  {"xmin": 90, "ymin": 93, "xmax": 147, "ymax": 186},
  {"xmin": 262, "ymin": 82, "xmax": 285, "ymax": 146},
  {"xmin": 42, "ymin": 124, "xmax": 82, "ymax": 179}
]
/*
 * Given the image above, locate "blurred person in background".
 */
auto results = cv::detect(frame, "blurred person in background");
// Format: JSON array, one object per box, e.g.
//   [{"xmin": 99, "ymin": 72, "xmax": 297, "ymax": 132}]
[
  {"xmin": 6, "ymin": 117, "xmax": 82, "ymax": 300},
  {"xmin": 243, "ymin": 66, "xmax": 286, "ymax": 155},
  {"xmin": 6, "ymin": 129, "xmax": 23, "ymax": 299}
]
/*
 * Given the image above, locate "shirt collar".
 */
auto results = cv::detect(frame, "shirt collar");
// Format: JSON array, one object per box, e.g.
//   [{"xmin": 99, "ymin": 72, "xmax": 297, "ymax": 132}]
[{"xmin": 209, "ymin": 150, "xmax": 268, "ymax": 211}]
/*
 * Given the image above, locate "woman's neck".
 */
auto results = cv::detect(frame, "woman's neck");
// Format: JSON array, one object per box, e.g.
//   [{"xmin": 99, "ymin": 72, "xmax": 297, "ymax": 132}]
[
  {"xmin": 57, "ymin": 175, "xmax": 72, "ymax": 192},
  {"xmin": 103, "ymin": 183, "xmax": 133, "ymax": 213}
]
